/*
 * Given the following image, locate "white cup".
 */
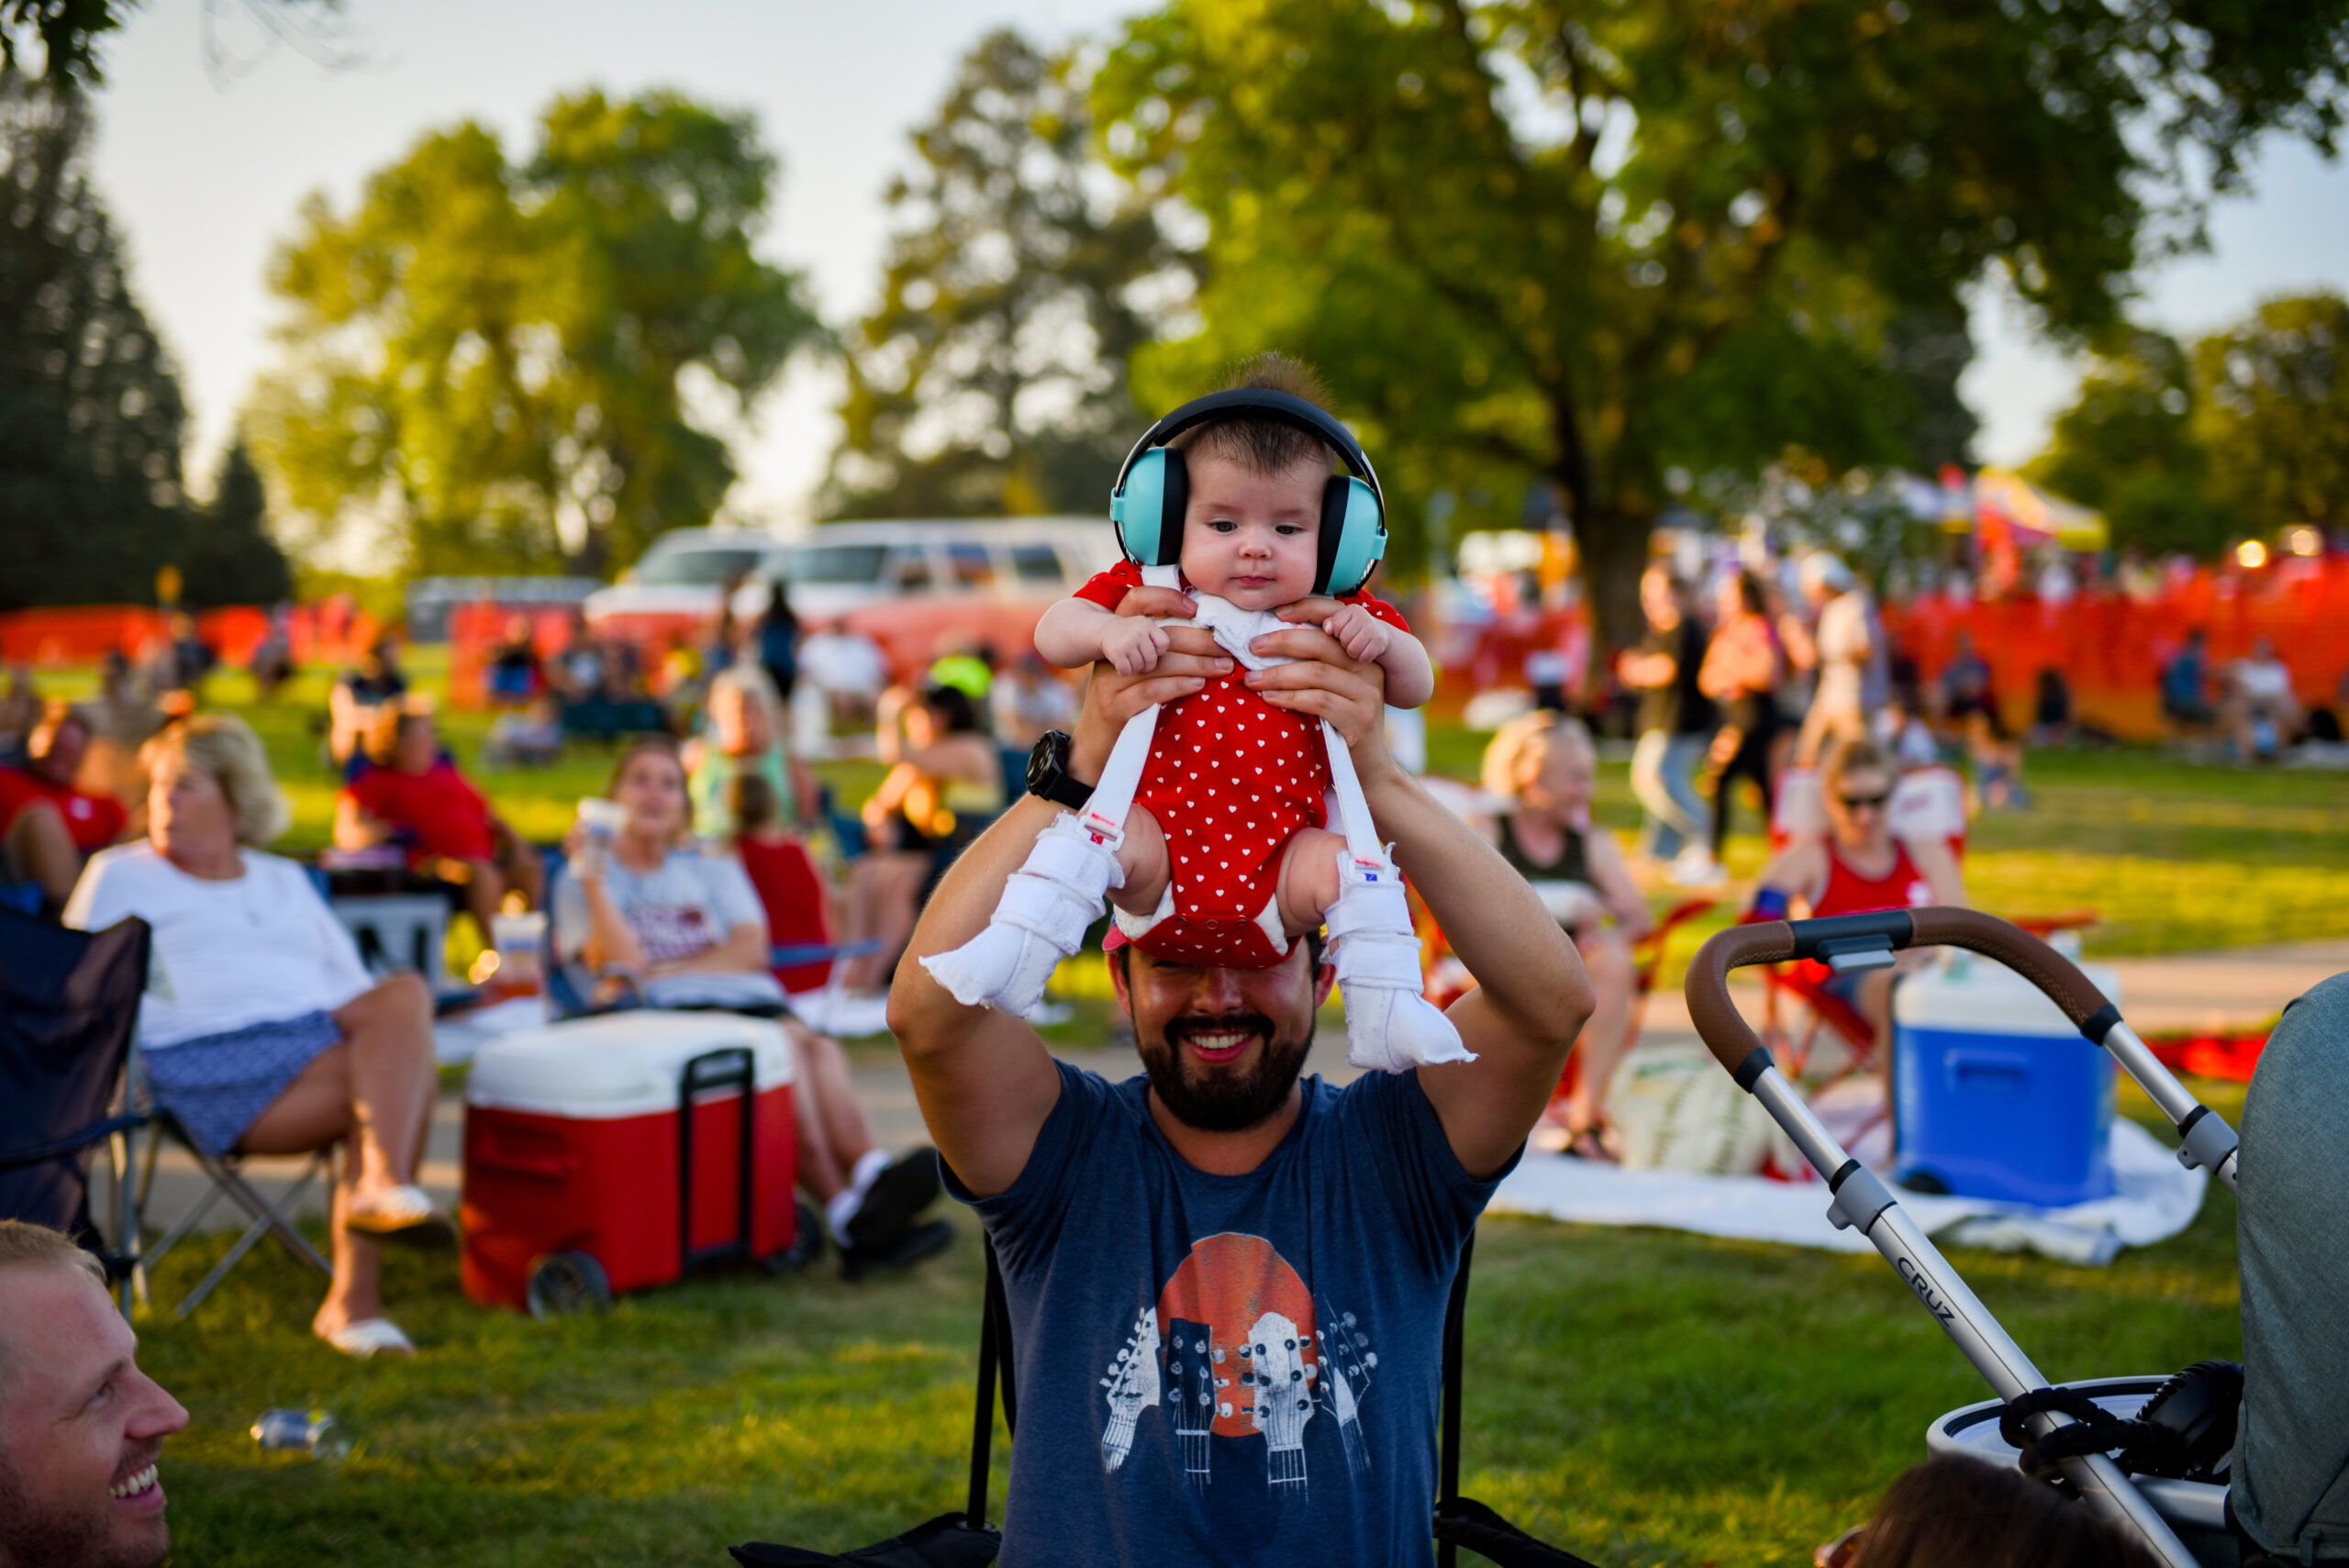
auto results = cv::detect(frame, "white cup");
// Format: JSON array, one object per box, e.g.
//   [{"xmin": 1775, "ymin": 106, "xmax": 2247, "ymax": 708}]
[
  {"xmin": 576, "ymin": 797, "xmax": 628, "ymax": 841},
  {"xmin": 491, "ymin": 911, "xmax": 547, "ymax": 955}
]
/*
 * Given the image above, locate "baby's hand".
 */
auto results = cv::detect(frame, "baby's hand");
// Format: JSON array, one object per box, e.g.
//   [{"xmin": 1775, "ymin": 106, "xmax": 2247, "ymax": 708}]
[
  {"xmin": 1321, "ymin": 603, "xmax": 1391, "ymax": 665},
  {"xmin": 1101, "ymin": 615, "xmax": 1172, "ymax": 675}
]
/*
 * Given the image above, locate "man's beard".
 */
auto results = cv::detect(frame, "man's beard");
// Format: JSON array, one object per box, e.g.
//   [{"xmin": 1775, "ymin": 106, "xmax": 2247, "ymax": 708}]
[
  {"xmin": 0, "ymin": 1442, "xmax": 166, "ymax": 1568},
  {"xmin": 1135, "ymin": 1006, "xmax": 1312, "ymax": 1133}
]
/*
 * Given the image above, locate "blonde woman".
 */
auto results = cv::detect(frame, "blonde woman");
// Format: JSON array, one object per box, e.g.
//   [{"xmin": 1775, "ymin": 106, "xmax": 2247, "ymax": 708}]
[
  {"xmin": 1478, "ymin": 715, "xmax": 1652, "ymax": 1158},
  {"xmin": 64, "ymin": 714, "xmax": 444, "ymax": 1358}
]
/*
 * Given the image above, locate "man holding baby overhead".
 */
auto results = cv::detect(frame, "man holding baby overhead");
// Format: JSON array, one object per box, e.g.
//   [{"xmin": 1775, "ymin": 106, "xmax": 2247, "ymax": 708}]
[{"xmin": 891, "ymin": 355, "xmax": 1589, "ymax": 1563}]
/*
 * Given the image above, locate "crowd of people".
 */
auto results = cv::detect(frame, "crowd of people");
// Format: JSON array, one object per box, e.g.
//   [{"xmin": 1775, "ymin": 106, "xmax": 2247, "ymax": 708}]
[{"xmin": 6, "ymin": 355, "xmax": 2336, "ymax": 1568}]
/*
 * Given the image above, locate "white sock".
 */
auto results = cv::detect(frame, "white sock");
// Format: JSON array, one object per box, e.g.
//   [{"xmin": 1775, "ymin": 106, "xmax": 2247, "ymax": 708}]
[{"xmin": 827, "ymin": 1149, "xmax": 894, "ymax": 1246}]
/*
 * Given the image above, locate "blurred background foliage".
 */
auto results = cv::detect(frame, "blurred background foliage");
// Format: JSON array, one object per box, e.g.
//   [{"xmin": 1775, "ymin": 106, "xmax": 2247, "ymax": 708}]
[{"xmin": 5, "ymin": 2, "xmax": 2349, "ymax": 613}]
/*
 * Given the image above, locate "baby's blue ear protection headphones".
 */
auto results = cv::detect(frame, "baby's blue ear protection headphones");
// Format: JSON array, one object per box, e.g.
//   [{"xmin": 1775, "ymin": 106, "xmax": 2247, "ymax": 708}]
[{"xmin": 1108, "ymin": 387, "xmax": 1388, "ymax": 597}]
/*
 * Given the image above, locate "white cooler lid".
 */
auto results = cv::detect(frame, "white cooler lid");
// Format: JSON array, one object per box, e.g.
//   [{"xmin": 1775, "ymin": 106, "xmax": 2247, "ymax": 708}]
[
  {"xmin": 466, "ymin": 1011, "xmax": 795, "ymax": 1119},
  {"xmin": 1894, "ymin": 951, "xmax": 2121, "ymax": 1038}
]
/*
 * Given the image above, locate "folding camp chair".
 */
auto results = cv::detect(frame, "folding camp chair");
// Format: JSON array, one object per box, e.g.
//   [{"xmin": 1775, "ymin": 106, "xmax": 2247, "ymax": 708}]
[
  {"xmin": 0, "ymin": 908, "xmax": 151, "ymax": 1314},
  {"xmin": 128, "ymin": 1053, "xmax": 331, "ymax": 1318},
  {"xmin": 730, "ymin": 1233, "xmax": 1604, "ymax": 1567}
]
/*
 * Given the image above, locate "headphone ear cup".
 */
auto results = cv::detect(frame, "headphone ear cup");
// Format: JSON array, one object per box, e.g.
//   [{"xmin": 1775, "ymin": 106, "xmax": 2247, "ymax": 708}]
[
  {"xmin": 1113, "ymin": 446, "xmax": 1187, "ymax": 568},
  {"xmin": 1316, "ymin": 476, "xmax": 1387, "ymax": 596}
]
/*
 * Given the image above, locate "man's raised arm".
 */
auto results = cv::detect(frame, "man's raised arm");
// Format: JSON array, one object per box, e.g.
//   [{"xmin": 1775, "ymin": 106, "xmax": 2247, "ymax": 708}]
[
  {"xmin": 887, "ymin": 613, "xmax": 1233, "ymax": 1196},
  {"xmin": 1247, "ymin": 632, "xmax": 1591, "ymax": 1179}
]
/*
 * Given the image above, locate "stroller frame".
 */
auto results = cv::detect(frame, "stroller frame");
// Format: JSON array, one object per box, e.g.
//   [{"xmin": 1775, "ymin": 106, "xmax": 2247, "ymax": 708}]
[{"xmin": 1685, "ymin": 906, "xmax": 2243, "ymax": 1568}]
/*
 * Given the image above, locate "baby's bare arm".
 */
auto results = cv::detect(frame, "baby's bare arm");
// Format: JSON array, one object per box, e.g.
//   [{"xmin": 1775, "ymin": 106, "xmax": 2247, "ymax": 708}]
[
  {"xmin": 1283, "ymin": 599, "xmax": 1435, "ymax": 707},
  {"xmin": 1369, "ymin": 625, "xmax": 1435, "ymax": 707},
  {"xmin": 1034, "ymin": 597, "xmax": 1123, "ymax": 670}
]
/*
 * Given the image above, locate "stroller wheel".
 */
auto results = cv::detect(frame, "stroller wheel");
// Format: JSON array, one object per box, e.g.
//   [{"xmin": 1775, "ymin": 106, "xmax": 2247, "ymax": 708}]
[
  {"xmin": 763, "ymin": 1198, "xmax": 825, "ymax": 1275},
  {"xmin": 527, "ymin": 1251, "xmax": 614, "ymax": 1318}
]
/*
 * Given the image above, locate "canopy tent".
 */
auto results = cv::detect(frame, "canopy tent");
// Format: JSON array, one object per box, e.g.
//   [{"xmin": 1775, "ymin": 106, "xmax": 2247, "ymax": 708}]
[{"xmin": 1899, "ymin": 466, "xmax": 2110, "ymax": 551}]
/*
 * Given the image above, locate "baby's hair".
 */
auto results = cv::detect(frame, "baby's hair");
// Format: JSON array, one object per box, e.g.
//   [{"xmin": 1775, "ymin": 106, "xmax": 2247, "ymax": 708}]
[
  {"xmin": 729, "ymin": 771, "xmax": 777, "ymax": 836},
  {"xmin": 1171, "ymin": 351, "xmax": 1341, "ymax": 479}
]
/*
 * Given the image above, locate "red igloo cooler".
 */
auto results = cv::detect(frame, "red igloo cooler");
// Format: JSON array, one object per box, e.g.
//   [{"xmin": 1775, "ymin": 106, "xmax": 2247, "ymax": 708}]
[{"xmin": 461, "ymin": 1011, "xmax": 800, "ymax": 1315}]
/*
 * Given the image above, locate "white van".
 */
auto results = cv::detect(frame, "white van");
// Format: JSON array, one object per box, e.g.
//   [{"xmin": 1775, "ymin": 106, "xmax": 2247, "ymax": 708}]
[{"xmin": 582, "ymin": 517, "xmax": 1116, "ymax": 633}]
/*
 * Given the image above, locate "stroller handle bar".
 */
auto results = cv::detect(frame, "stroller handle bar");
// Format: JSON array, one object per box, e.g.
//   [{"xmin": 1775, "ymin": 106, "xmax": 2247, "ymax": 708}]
[
  {"xmin": 1680, "ymin": 907, "xmax": 2232, "ymax": 1567},
  {"xmin": 1687, "ymin": 907, "xmax": 2239, "ymax": 1188}
]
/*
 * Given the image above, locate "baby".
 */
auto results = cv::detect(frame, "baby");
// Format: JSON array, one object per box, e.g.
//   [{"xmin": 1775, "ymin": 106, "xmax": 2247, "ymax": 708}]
[{"xmin": 922, "ymin": 357, "xmax": 1467, "ymax": 1071}]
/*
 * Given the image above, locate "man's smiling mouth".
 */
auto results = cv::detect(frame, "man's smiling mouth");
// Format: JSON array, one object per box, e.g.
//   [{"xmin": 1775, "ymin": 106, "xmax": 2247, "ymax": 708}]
[{"xmin": 109, "ymin": 1462, "xmax": 159, "ymax": 1500}]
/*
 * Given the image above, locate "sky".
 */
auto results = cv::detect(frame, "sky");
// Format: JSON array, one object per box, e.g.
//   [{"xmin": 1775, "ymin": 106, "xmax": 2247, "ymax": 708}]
[{"xmin": 81, "ymin": 0, "xmax": 2349, "ymax": 528}]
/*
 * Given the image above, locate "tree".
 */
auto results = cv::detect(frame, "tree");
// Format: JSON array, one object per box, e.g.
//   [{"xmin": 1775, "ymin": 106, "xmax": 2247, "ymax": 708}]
[
  {"xmin": 2026, "ymin": 328, "xmax": 2236, "ymax": 557},
  {"xmin": 824, "ymin": 28, "xmax": 1193, "ymax": 520},
  {"xmin": 0, "ymin": 66, "xmax": 188, "ymax": 609},
  {"xmin": 248, "ymin": 88, "xmax": 821, "ymax": 578},
  {"xmin": 1094, "ymin": 0, "xmax": 2349, "ymax": 647},
  {"xmin": 2193, "ymin": 293, "xmax": 2349, "ymax": 535},
  {"xmin": 180, "ymin": 436, "xmax": 293, "ymax": 606},
  {"xmin": 3, "ymin": 0, "xmax": 350, "ymax": 87}
]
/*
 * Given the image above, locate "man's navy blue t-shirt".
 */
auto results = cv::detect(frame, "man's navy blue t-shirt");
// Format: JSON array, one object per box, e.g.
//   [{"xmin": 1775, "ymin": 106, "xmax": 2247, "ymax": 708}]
[{"xmin": 951, "ymin": 1060, "xmax": 1513, "ymax": 1566}]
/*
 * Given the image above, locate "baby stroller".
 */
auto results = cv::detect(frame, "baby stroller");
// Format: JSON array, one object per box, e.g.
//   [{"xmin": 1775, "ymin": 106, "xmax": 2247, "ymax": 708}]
[{"xmin": 1685, "ymin": 907, "xmax": 2244, "ymax": 1568}]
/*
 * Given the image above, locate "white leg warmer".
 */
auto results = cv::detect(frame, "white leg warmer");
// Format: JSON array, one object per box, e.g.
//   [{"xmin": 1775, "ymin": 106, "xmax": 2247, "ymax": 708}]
[
  {"xmin": 919, "ymin": 813, "xmax": 1124, "ymax": 1018},
  {"xmin": 1323, "ymin": 847, "xmax": 1473, "ymax": 1073}
]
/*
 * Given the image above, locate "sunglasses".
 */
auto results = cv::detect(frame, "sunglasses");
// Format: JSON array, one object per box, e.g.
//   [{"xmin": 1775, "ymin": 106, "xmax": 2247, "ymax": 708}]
[{"xmin": 1837, "ymin": 792, "xmax": 1892, "ymax": 812}]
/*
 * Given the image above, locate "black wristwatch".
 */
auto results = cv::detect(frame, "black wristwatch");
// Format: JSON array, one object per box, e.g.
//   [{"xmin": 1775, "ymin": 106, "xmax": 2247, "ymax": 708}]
[{"xmin": 1025, "ymin": 729, "xmax": 1095, "ymax": 810}]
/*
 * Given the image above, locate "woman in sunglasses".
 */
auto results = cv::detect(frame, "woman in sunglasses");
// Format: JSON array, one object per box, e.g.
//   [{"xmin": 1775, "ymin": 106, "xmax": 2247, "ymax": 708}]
[{"xmin": 1747, "ymin": 736, "xmax": 1965, "ymax": 1056}]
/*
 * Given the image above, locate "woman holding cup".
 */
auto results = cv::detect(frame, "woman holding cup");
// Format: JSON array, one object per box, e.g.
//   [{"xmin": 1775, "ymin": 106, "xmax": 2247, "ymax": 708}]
[{"xmin": 550, "ymin": 738, "xmax": 949, "ymax": 1273}]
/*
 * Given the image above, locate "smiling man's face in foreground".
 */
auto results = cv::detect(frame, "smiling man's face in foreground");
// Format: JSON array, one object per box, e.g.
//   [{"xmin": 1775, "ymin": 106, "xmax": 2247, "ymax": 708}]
[{"xmin": 0, "ymin": 1257, "xmax": 189, "ymax": 1568}]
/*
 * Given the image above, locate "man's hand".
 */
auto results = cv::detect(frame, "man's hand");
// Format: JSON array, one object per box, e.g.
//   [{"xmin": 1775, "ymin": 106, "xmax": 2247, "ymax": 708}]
[
  {"xmin": 1113, "ymin": 584, "xmax": 1198, "ymax": 621},
  {"xmin": 1241, "ymin": 624, "xmax": 1394, "ymax": 783},
  {"xmin": 1069, "ymin": 625, "xmax": 1232, "ymax": 781}
]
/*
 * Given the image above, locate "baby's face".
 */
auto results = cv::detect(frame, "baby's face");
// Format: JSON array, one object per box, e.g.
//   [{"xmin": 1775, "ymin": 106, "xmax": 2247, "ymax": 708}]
[{"xmin": 1177, "ymin": 450, "xmax": 1325, "ymax": 611}]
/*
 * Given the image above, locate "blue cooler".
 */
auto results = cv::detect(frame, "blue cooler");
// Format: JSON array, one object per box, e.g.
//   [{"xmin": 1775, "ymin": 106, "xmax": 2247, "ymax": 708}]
[{"xmin": 1892, "ymin": 945, "xmax": 2118, "ymax": 1207}]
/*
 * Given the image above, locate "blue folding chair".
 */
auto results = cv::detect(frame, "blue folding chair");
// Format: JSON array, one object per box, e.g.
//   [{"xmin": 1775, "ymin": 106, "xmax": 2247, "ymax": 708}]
[{"xmin": 0, "ymin": 908, "xmax": 151, "ymax": 1314}]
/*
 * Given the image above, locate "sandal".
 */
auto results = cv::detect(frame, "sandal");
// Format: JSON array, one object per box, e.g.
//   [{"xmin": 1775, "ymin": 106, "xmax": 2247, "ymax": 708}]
[
  {"xmin": 347, "ymin": 1184, "xmax": 456, "ymax": 1247},
  {"xmin": 323, "ymin": 1318, "xmax": 416, "ymax": 1359},
  {"xmin": 1561, "ymin": 1125, "xmax": 1617, "ymax": 1163}
]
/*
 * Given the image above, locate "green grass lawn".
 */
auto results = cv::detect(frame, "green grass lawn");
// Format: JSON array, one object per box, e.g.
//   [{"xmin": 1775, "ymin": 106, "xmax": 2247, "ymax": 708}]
[
  {"xmin": 135, "ymin": 1081, "xmax": 2241, "ymax": 1568},
  {"xmin": 25, "ymin": 656, "xmax": 2299, "ymax": 1562}
]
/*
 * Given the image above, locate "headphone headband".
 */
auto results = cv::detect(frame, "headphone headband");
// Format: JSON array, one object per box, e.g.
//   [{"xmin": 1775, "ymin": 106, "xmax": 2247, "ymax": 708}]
[{"xmin": 1111, "ymin": 388, "xmax": 1383, "ymax": 510}]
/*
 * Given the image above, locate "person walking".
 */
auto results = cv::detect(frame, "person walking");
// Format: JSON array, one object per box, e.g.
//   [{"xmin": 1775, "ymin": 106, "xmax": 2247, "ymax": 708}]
[
  {"xmin": 1794, "ymin": 553, "xmax": 1880, "ymax": 767},
  {"xmin": 1617, "ymin": 565, "xmax": 1720, "ymax": 884},
  {"xmin": 1699, "ymin": 569, "xmax": 1784, "ymax": 862}
]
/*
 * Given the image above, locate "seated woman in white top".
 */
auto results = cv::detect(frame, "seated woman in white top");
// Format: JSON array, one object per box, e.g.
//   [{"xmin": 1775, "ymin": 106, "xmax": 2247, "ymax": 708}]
[
  {"xmin": 63, "ymin": 714, "xmax": 444, "ymax": 1359},
  {"xmin": 550, "ymin": 737, "xmax": 950, "ymax": 1274}
]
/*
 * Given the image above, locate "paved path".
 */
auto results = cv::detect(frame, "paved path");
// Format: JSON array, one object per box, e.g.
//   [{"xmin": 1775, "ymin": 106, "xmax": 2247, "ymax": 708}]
[{"xmin": 132, "ymin": 940, "xmax": 2348, "ymax": 1236}]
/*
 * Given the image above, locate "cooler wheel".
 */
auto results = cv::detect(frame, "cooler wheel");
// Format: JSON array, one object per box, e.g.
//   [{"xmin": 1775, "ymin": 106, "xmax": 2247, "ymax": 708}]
[
  {"xmin": 763, "ymin": 1197, "xmax": 825, "ymax": 1275},
  {"xmin": 527, "ymin": 1251, "xmax": 613, "ymax": 1318}
]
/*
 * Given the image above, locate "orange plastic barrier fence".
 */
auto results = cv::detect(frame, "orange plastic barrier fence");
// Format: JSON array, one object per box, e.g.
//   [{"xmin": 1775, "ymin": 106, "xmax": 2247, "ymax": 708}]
[
  {"xmin": 1886, "ymin": 555, "xmax": 2349, "ymax": 740},
  {"xmin": 447, "ymin": 602, "xmax": 582, "ymax": 709},
  {"xmin": 0, "ymin": 602, "xmax": 380, "ymax": 673}
]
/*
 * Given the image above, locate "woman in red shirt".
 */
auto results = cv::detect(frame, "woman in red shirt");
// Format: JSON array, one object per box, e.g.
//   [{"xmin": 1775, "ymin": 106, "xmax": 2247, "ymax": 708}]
[{"xmin": 1749, "ymin": 736, "xmax": 1966, "ymax": 1054}]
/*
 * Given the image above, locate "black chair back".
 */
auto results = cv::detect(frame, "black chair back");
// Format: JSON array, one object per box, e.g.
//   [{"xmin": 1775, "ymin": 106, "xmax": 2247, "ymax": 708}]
[{"xmin": 0, "ymin": 908, "xmax": 150, "ymax": 1245}]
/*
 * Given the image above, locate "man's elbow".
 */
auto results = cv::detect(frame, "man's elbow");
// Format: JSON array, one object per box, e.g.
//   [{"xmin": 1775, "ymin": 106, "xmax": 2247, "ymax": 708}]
[{"xmin": 885, "ymin": 964, "xmax": 962, "ymax": 1063}]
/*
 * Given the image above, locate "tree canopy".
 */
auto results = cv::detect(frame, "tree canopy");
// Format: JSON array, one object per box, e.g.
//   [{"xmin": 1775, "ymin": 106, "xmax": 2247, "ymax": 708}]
[
  {"xmin": 2026, "ymin": 328, "xmax": 2236, "ymax": 558},
  {"xmin": 2194, "ymin": 293, "xmax": 2349, "ymax": 535},
  {"xmin": 1093, "ymin": 0, "xmax": 2349, "ymax": 643},
  {"xmin": 824, "ymin": 28, "xmax": 1192, "ymax": 520},
  {"xmin": 0, "ymin": 66, "xmax": 190, "ymax": 609},
  {"xmin": 248, "ymin": 87, "xmax": 821, "ymax": 578}
]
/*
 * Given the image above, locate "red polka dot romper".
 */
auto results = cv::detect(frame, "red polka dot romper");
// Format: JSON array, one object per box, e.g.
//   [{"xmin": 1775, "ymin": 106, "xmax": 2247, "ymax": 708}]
[{"xmin": 1072, "ymin": 562, "xmax": 1411, "ymax": 969}]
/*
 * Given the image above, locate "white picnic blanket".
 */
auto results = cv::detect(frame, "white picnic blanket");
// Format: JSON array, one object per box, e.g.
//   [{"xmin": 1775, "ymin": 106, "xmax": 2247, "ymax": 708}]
[{"xmin": 1490, "ymin": 1116, "xmax": 2207, "ymax": 1266}]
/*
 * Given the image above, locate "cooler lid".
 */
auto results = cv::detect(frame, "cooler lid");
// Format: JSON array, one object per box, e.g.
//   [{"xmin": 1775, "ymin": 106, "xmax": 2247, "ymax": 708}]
[
  {"xmin": 1893, "ymin": 951, "xmax": 2121, "ymax": 1038},
  {"xmin": 465, "ymin": 1011, "xmax": 795, "ymax": 1119}
]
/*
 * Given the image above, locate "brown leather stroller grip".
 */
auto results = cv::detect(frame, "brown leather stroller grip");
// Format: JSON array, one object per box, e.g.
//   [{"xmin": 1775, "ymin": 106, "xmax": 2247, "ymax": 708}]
[
  {"xmin": 1906, "ymin": 907, "xmax": 2114, "ymax": 1031},
  {"xmin": 1685, "ymin": 907, "xmax": 2118, "ymax": 1087},
  {"xmin": 1686, "ymin": 921, "xmax": 1797, "ymax": 1076}
]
